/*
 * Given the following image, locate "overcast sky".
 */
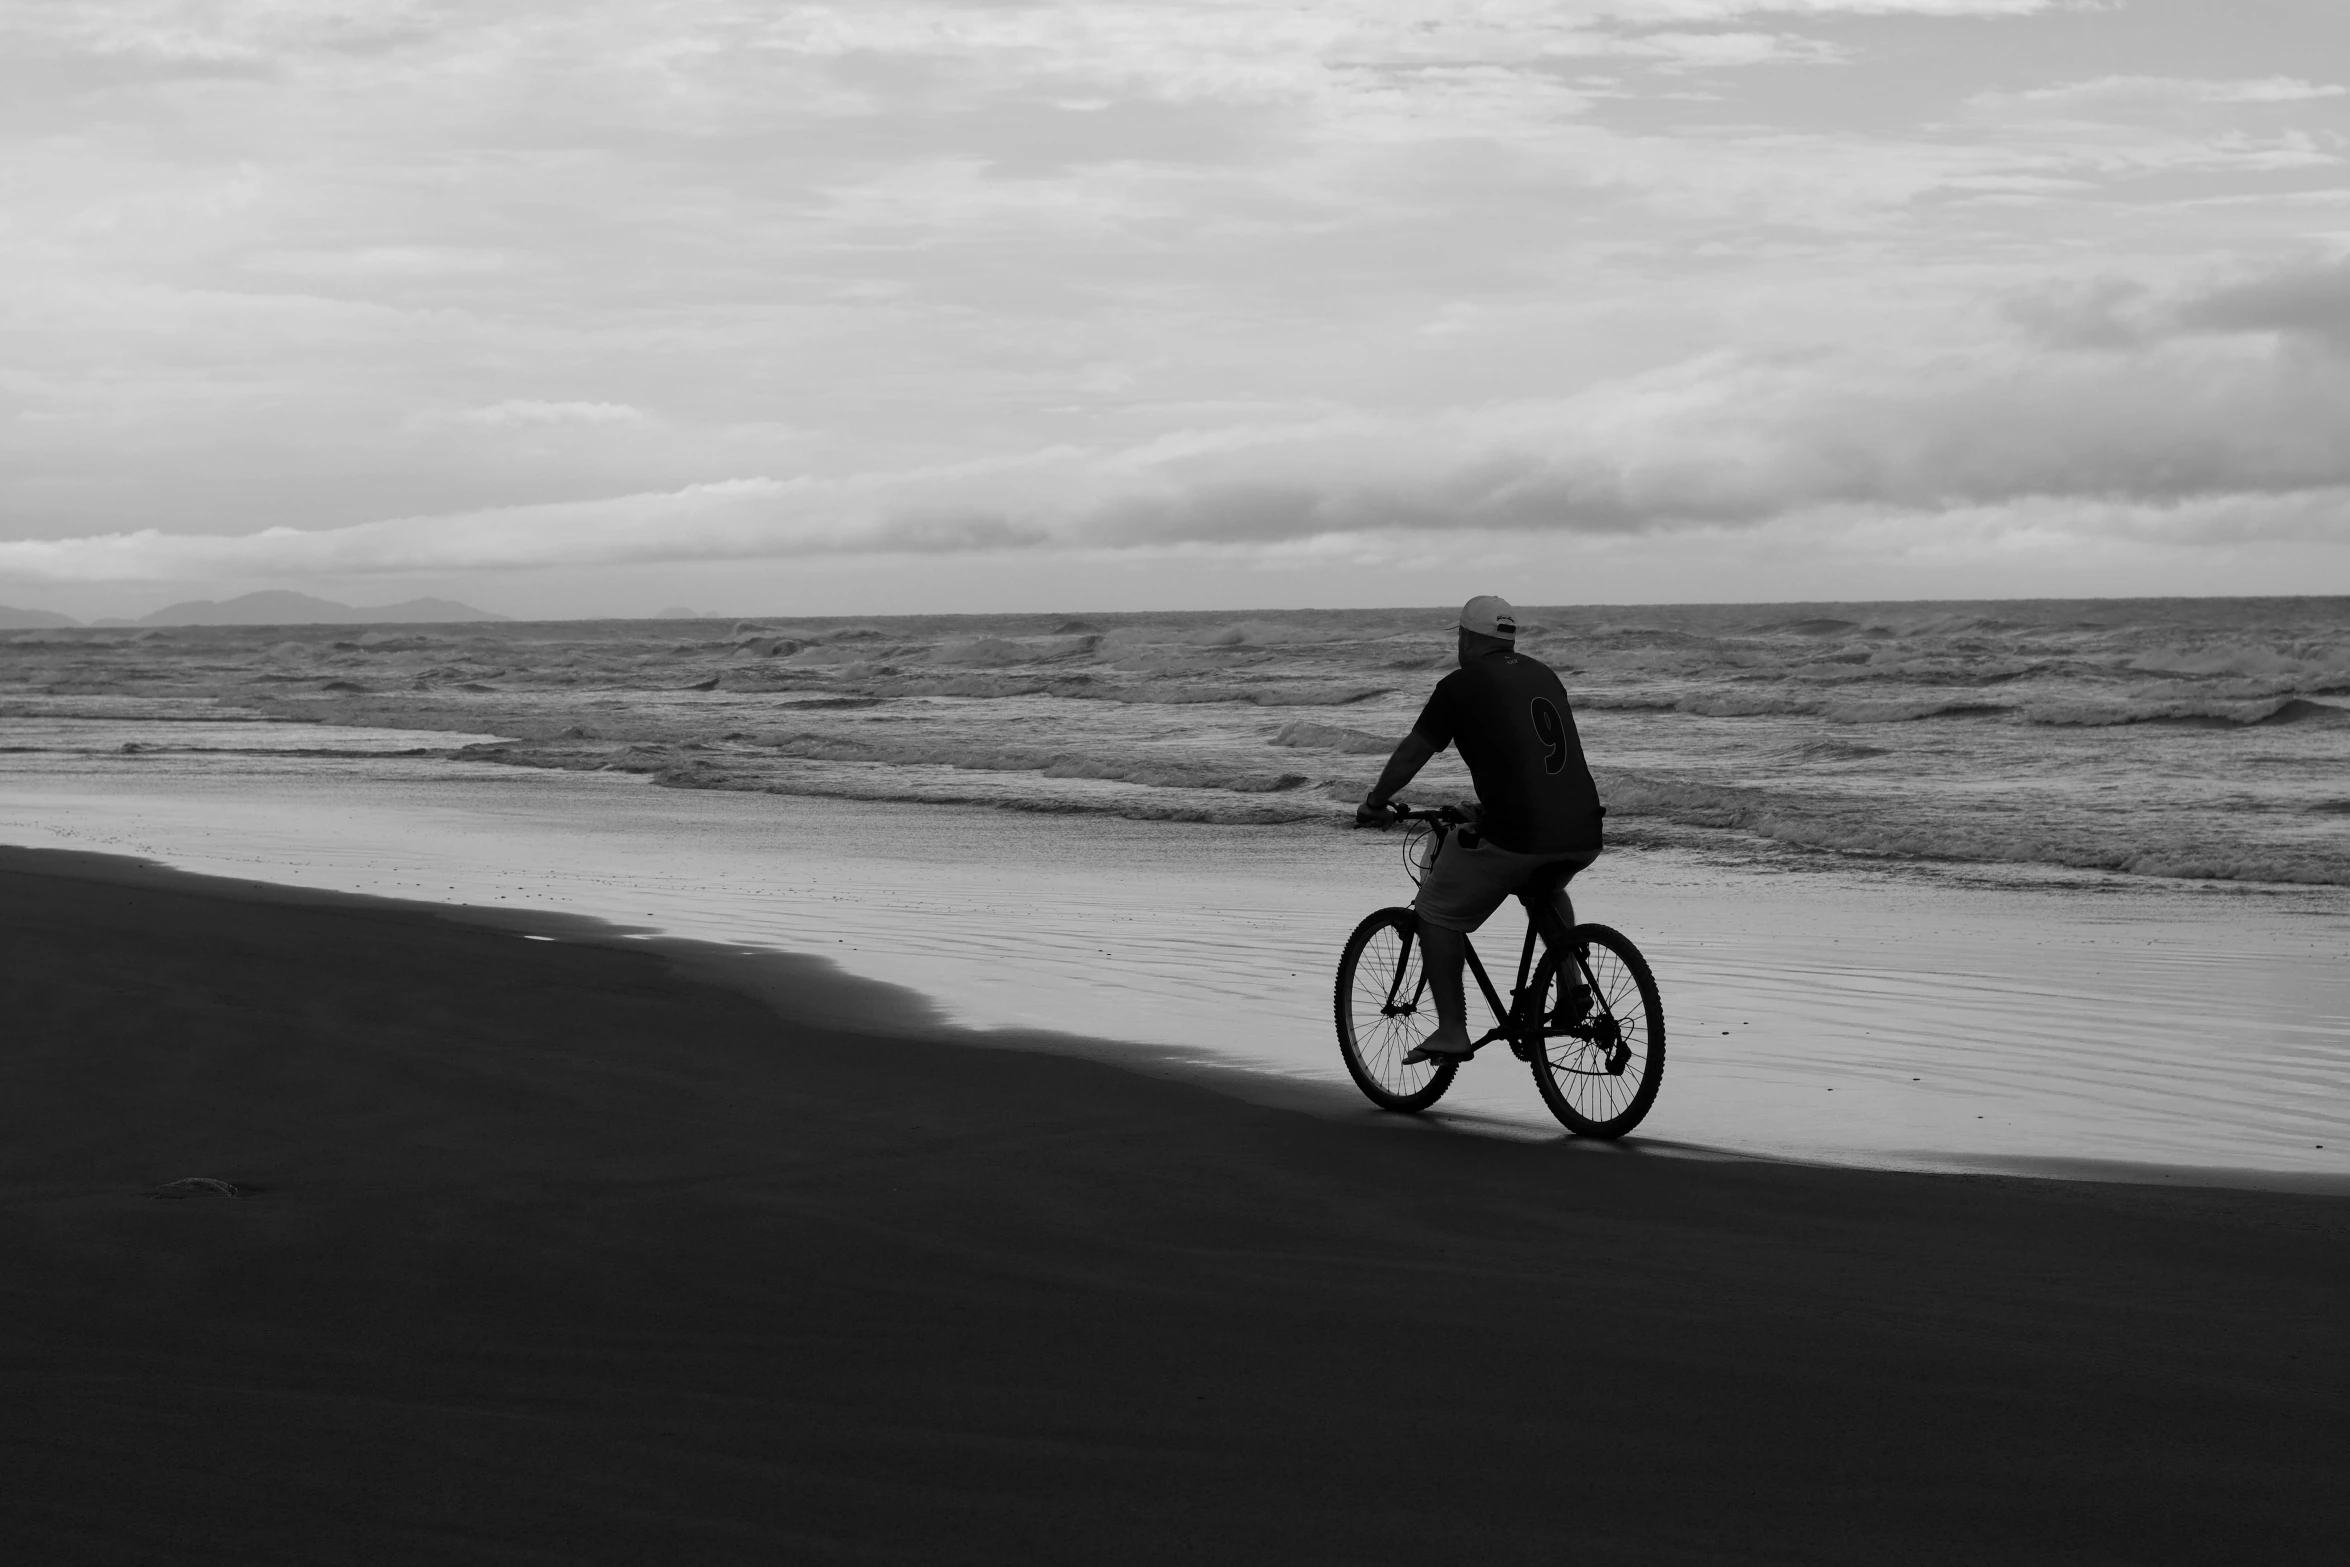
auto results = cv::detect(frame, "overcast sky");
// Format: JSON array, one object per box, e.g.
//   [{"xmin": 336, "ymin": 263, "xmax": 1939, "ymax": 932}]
[{"xmin": 4, "ymin": 1, "xmax": 2347, "ymax": 619}]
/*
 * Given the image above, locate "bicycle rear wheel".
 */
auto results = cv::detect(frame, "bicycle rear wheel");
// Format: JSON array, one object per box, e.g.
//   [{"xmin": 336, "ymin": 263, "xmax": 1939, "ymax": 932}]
[
  {"xmin": 1334, "ymin": 907, "xmax": 1457, "ymax": 1113},
  {"xmin": 1525, "ymin": 923, "xmax": 1664, "ymax": 1138}
]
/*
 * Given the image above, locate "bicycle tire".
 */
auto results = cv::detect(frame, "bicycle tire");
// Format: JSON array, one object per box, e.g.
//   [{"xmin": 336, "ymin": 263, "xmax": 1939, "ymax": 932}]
[
  {"xmin": 1334, "ymin": 907, "xmax": 1457, "ymax": 1113},
  {"xmin": 1525, "ymin": 923, "xmax": 1664, "ymax": 1138}
]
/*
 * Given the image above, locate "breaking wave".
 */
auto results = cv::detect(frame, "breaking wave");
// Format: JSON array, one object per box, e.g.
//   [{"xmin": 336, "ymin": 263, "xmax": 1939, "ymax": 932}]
[
  {"xmin": 2026, "ymin": 696, "xmax": 2350, "ymax": 728},
  {"xmin": 1268, "ymin": 719, "xmax": 1396, "ymax": 754},
  {"xmin": 1598, "ymin": 771, "xmax": 2350, "ymax": 887},
  {"xmin": 14, "ymin": 596, "xmax": 2348, "ymax": 891}
]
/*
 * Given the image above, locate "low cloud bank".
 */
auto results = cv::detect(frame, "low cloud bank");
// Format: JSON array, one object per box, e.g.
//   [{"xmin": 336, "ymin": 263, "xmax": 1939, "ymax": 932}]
[{"xmin": 5, "ymin": 262, "xmax": 2346, "ymax": 586}]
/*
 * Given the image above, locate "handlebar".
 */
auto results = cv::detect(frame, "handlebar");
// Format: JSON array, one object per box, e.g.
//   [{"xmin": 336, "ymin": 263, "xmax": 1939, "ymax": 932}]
[{"xmin": 1355, "ymin": 800, "xmax": 1468, "ymax": 829}]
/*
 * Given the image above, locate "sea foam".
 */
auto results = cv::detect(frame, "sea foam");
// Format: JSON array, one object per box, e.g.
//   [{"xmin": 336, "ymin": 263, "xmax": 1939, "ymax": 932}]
[{"xmin": 6, "ymin": 596, "xmax": 2347, "ymax": 888}]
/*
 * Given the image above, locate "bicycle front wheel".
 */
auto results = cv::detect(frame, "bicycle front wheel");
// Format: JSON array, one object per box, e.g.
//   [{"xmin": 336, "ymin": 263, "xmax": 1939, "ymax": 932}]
[
  {"xmin": 1334, "ymin": 907, "xmax": 1456, "ymax": 1113},
  {"xmin": 1526, "ymin": 923, "xmax": 1664, "ymax": 1138}
]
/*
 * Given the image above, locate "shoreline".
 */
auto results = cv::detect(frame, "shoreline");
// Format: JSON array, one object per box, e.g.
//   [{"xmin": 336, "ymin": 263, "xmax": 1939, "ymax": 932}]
[
  {"xmin": 4, "ymin": 844, "xmax": 2347, "ymax": 1561},
  {"xmin": 14, "ymin": 840, "xmax": 2349, "ymax": 1194}
]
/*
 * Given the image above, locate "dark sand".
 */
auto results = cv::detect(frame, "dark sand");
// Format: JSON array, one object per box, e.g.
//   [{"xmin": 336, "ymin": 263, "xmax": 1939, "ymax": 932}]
[{"xmin": 3, "ymin": 847, "xmax": 2345, "ymax": 1564}]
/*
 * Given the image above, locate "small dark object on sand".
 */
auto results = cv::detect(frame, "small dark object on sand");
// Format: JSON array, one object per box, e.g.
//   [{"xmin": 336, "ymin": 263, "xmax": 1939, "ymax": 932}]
[
  {"xmin": 150, "ymin": 1177, "xmax": 242, "ymax": 1199},
  {"xmin": 320, "ymin": 679, "xmax": 369, "ymax": 693},
  {"xmin": 684, "ymin": 675, "xmax": 720, "ymax": 690}
]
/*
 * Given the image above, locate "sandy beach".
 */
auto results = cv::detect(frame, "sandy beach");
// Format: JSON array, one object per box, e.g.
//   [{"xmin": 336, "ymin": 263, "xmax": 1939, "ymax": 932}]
[
  {"xmin": 14, "ymin": 0, "xmax": 2350, "ymax": 1554},
  {"xmin": 5, "ymin": 843, "xmax": 2345, "ymax": 1564}
]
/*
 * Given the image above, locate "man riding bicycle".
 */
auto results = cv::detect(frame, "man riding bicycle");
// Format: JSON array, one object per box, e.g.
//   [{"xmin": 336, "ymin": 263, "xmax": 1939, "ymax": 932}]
[{"xmin": 1355, "ymin": 596, "xmax": 1605, "ymax": 1066}]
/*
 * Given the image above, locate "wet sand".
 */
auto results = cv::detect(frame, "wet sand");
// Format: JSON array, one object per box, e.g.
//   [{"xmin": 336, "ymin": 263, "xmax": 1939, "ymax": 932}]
[
  {"xmin": 3, "ymin": 846, "xmax": 2346, "ymax": 1564},
  {"xmin": 12, "ymin": 767, "xmax": 2349, "ymax": 1175}
]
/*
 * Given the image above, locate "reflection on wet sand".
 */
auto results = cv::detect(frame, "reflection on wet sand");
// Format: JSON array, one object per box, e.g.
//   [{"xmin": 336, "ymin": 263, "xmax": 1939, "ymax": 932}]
[{"xmin": 4, "ymin": 764, "xmax": 2343, "ymax": 1183}]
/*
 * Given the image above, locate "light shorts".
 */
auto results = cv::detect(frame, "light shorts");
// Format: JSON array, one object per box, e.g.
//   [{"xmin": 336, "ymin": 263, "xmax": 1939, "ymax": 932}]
[{"xmin": 1413, "ymin": 832, "xmax": 1599, "ymax": 934}]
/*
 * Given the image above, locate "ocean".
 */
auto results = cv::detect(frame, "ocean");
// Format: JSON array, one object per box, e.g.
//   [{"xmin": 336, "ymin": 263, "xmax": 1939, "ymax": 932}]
[{"xmin": 5, "ymin": 597, "xmax": 2347, "ymax": 1179}]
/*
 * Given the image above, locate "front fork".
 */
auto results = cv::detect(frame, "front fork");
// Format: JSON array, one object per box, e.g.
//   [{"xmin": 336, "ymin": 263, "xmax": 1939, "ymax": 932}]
[{"xmin": 1382, "ymin": 922, "xmax": 1426, "ymax": 1018}]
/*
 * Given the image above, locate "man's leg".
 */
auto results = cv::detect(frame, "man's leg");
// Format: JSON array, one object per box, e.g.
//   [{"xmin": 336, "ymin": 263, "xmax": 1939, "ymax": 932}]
[
  {"xmin": 1416, "ymin": 919, "xmax": 1471, "ymax": 1055},
  {"xmin": 1407, "ymin": 835, "xmax": 1520, "ymax": 1062},
  {"xmin": 1537, "ymin": 858, "xmax": 1594, "ymax": 1026}
]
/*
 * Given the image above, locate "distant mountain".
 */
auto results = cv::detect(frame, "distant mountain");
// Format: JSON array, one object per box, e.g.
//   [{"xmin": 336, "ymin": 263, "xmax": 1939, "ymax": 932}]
[
  {"xmin": 136, "ymin": 591, "xmax": 510, "ymax": 627},
  {"xmin": 0, "ymin": 604, "xmax": 81, "ymax": 629}
]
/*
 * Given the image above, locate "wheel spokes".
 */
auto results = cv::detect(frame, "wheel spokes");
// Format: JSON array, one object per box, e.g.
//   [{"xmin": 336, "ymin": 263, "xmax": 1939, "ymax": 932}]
[
  {"xmin": 1533, "ymin": 934, "xmax": 1656, "ymax": 1128},
  {"xmin": 1348, "ymin": 925, "xmax": 1440, "ymax": 1092}
]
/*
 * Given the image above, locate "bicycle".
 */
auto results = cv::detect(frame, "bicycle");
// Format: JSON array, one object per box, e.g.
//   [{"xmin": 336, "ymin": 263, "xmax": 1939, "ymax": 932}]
[{"xmin": 1335, "ymin": 805, "xmax": 1665, "ymax": 1137}]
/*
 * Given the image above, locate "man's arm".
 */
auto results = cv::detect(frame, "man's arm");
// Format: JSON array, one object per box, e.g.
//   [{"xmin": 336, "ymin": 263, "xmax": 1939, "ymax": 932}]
[{"xmin": 1356, "ymin": 731, "xmax": 1437, "ymax": 826}]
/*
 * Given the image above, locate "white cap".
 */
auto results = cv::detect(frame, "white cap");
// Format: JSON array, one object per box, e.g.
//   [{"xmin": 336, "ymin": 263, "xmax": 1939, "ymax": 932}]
[{"xmin": 1459, "ymin": 595, "xmax": 1518, "ymax": 639}]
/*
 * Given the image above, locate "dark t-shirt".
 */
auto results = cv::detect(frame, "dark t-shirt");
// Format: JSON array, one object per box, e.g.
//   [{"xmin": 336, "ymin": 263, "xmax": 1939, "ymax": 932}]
[{"xmin": 1411, "ymin": 650, "xmax": 1603, "ymax": 855}]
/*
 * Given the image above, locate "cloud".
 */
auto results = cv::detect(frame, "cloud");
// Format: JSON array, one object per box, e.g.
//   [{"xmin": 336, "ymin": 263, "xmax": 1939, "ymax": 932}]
[
  {"xmin": 9, "ymin": 262, "xmax": 2347, "ymax": 586},
  {"xmin": 6, "ymin": 0, "xmax": 2346, "ymax": 615},
  {"xmin": 443, "ymin": 400, "xmax": 652, "ymax": 429},
  {"xmin": 0, "ymin": 469, "xmax": 1066, "ymax": 582},
  {"xmin": 2005, "ymin": 260, "xmax": 2350, "ymax": 355},
  {"xmin": 2001, "ymin": 277, "xmax": 2154, "ymax": 350},
  {"xmin": 1988, "ymin": 75, "xmax": 2348, "ymax": 111},
  {"xmin": 1083, "ymin": 331, "xmax": 2350, "ymax": 542},
  {"xmin": 246, "ymin": 247, "xmax": 516, "ymax": 279},
  {"xmin": 2179, "ymin": 259, "xmax": 2350, "ymax": 349},
  {"xmin": 1615, "ymin": 1, "xmax": 2057, "ymax": 15},
  {"xmin": 1632, "ymin": 32, "xmax": 1848, "ymax": 70}
]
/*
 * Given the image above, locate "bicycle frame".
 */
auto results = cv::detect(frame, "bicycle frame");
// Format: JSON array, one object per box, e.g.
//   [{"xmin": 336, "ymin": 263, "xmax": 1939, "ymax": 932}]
[
  {"xmin": 1381, "ymin": 849, "xmax": 1579, "ymax": 1055},
  {"xmin": 1381, "ymin": 915, "xmax": 1570, "ymax": 1054},
  {"xmin": 1463, "ymin": 893, "xmax": 1578, "ymax": 1051}
]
